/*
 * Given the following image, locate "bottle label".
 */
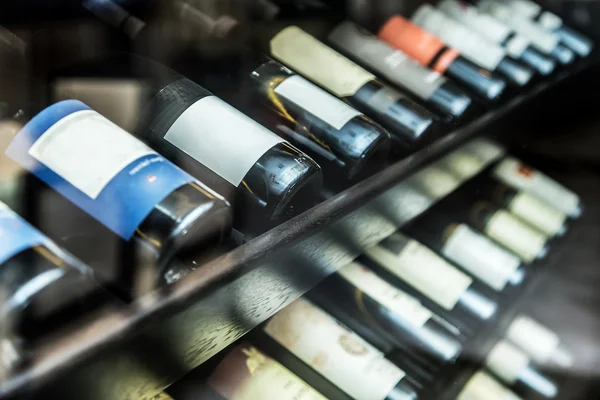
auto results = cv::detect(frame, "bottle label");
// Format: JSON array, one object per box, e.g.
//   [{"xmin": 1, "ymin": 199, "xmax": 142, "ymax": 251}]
[
  {"xmin": 484, "ymin": 209, "xmax": 548, "ymax": 263},
  {"xmin": 479, "ymin": 1, "xmax": 559, "ymax": 53},
  {"xmin": 338, "ymin": 262, "xmax": 433, "ymax": 327},
  {"xmin": 270, "ymin": 26, "xmax": 376, "ymax": 97},
  {"xmin": 264, "ymin": 298, "xmax": 406, "ymax": 400},
  {"xmin": 486, "ymin": 340, "xmax": 530, "ymax": 384},
  {"xmin": 365, "ymin": 239, "xmax": 473, "ymax": 310},
  {"xmin": 378, "ymin": 16, "xmax": 459, "ymax": 73},
  {"xmin": 458, "ymin": 371, "xmax": 521, "ymax": 400},
  {"xmin": 412, "ymin": 5, "xmax": 506, "ymax": 70},
  {"xmin": 442, "ymin": 224, "xmax": 521, "ymax": 291},
  {"xmin": 507, "ymin": 316, "xmax": 560, "ymax": 364},
  {"xmin": 462, "ymin": 138, "xmax": 506, "ymax": 164},
  {"xmin": 164, "ymin": 96, "xmax": 285, "ymax": 187},
  {"xmin": 0, "ymin": 202, "xmax": 48, "ymax": 264},
  {"xmin": 412, "ymin": 166, "xmax": 460, "ymax": 200},
  {"xmin": 274, "ymin": 75, "xmax": 363, "ymax": 130},
  {"xmin": 504, "ymin": 36, "xmax": 531, "ymax": 58},
  {"xmin": 493, "ymin": 157, "xmax": 580, "ymax": 217},
  {"xmin": 506, "ymin": 0, "xmax": 542, "ymax": 19},
  {"xmin": 439, "ymin": 151, "xmax": 485, "ymax": 180},
  {"xmin": 207, "ymin": 344, "xmax": 326, "ymax": 400},
  {"xmin": 329, "ymin": 22, "xmax": 446, "ymax": 100},
  {"xmin": 538, "ymin": 12, "xmax": 563, "ymax": 31},
  {"xmin": 509, "ymin": 192, "xmax": 567, "ymax": 237},
  {"xmin": 6, "ymin": 100, "xmax": 195, "ymax": 240},
  {"xmin": 438, "ymin": 0, "xmax": 511, "ymax": 43}
]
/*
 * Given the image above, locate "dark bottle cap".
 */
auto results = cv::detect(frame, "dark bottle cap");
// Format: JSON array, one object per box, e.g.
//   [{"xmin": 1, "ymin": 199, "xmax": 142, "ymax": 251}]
[
  {"xmin": 496, "ymin": 57, "xmax": 534, "ymax": 86},
  {"xmin": 445, "ymin": 57, "xmax": 507, "ymax": 102}
]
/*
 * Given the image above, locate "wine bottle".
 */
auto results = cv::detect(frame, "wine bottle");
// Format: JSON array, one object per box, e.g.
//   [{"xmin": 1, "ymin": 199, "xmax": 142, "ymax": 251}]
[
  {"xmin": 502, "ymin": 0, "xmax": 593, "ymax": 57},
  {"xmin": 493, "ymin": 156, "xmax": 581, "ymax": 217},
  {"xmin": 457, "ymin": 371, "xmax": 523, "ymax": 400},
  {"xmin": 505, "ymin": 315, "xmax": 573, "ymax": 368},
  {"xmin": 484, "ymin": 340, "xmax": 558, "ymax": 398},
  {"xmin": 471, "ymin": 0, "xmax": 576, "ymax": 64},
  {"xmin": 470, "ymin": 201, "xmax": 549, "ymax": 263},
  {"xmin": 437, "ymin": 0, "xmax": 556, "ymax": 75},
  {"xmin": 232, "ymin": 58, "xmax": 392, "ymax": 186},
  {"xmin": 0, "ymin": 201, "xmax": 114, "ymax": 369},
  {"xmin": 377, "ymin": 15, "xmax": 507, "ymax": 102},
  {"xmin": 482, "ymin": 180, "xmax": 567, "ymax": 237},
  {"xmin": 267, "ymin": 26, "xmax": 442, "ymax": 151},
  {"xmin": 260, "ymin": 297, "xmax": 421, "ymax": 400},
  {"xmin": 404, "ymin": 214, "xmax": 525, "ymax": 292},
  {"xmin": 313, "ymin": 261, "xmax": 464, "ymax": 364},
  {"xmin": 52, "ymin": 55, "xmax": 323, "ymax": 235},
  {"xmin": 436, "ymin": 148, "xmax": 488, "ymax": 181},
  {"xmin": 327, "ymin": 21, "xmax": 475, "ymax": 122},
  {"xmin": 410, "ymin": 165, "xmax": 462, "ymax": 201},
  {"xmin": 410, "ymin": 5, "xmax": 534, "ymax": 87},
  {"xmin": 361, "ymin": 233, "xmax": 498, "ymax": 324},
  {"xmin": 167, "ymin": 342, "xmax": 327, "ymax": 400},
  {"xmin": 460, "ymin": 138, "xmax": 506, "ymax": 165},
  {"xmin": 5, "ymin": 99, "xmax": 232, "ymax": 298}
]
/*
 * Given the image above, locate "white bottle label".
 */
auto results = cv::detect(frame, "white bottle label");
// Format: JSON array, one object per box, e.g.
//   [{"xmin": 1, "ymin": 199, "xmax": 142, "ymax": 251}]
[
  {"xmin": 438, "ymin": 0, "xmax": 512, "ymax": 43},
  {"xmin": 412, "ymin": 5, "xmax": 506, "ymax": 70},
  {"xmin": 538, "ymin": 12, "xmax": 563, "ymax": 31},
  {"xmin": 462, "ymin": 138, "xmax": 506, "ymax": 164},
  {"xmin": 458, "ymin": 371, "xmax": 523, "ymax": 400},
  {"xmin": 486, "ymin": 340, "xmax": 530, "ymax": 384},
  {"xmin": 506, "ymin": 0, "xmax": 542, "ymax": 18},
  {"xmin": 412, "ymin": 166, "xmax": 460, "ymax": 200},
  {"xmin": 442, "ymin": 224, "xmax": 521, "ymax": 291},
  {"xmin": 509, "ymin": 192, "xmax": 567, "ymax": 237},
  {"xmin": 328, "ymin": 21, "xmax": 445, "ymax": 100},
  {"xmin": 270, "ymin": 26, "xmax": 376, "ymax": 97},
  {"xmin": 164, "ymin": 96, "xmax": 285, "ymax": 187},
  {"xmin": 29, "ymin": 110, "xmax": 156, "ymax": 199},
  {"xmin": 484, "ymin": 209, "xmax": 548, "ymax": 263},
  {"xmin": 439, "ymin": 151, "xmax": 485, "ymax": 180},
  {"xmin": 478, "ymin": 1, "xmax": 559, "ymax": 53},
  {"xmin": 364, "ymin": 239, "xmax": 473, "ymax": 310},
  {"xmin": 274, "ymin": 75, "xmax": 363, "ymax": 130},
  {"xmin": 494, "ymin": 157, "xmax": 581, "ymax": 217},
  {"xmin": 339, "ymin": 262, "xmax": 433, "ymax": 327},
  {"xmin": 507, "ymin": 316, "xmax": 560, "ymax": 364},
  {"xmin": 264, "ymin": 298, "xmax": 405, "ymax": 400}
]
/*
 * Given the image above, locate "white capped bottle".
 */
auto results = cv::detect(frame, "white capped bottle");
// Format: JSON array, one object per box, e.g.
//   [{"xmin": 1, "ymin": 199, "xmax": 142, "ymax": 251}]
[
  {"xmin": 485, "ymin": 340, "xmax": 558, "ymax": 398},
  {"xmin": 410, "ymin": 5, "xmax": 534, "ymax": 86},
  {"xmin": 470, "ymin": 201, "xmax": 550, "ymax": 263},
  {"xmin": 503, "ymin": 0, "xmax": 593, "ymax": 57},
  {"xmin": 506, "ymin": 315, "xmax": 573, "ymax": 367},
  {"xmin": 437, "ymin": 0, "xmax": 556, "ymax": 75},
  {"xmin": 473, "ymin": 0, "xmax": 575, "ymax": 64},
  {"xmin": 493, "ymin": 157, "xmax": 582, "ymax": 217},
  {"xmin": 362, "ymin": 233, "xmax": 499, "ymax": 323},
  {"xmin": 484, "ymin": 181, "xmax": 567, "ymax": 237},
  {"xmin": 457, "ymin": 371, "xmax": 523, "ymax": 400},
  {"xmin": 262, "ymin": 297, "xmax": 421, "ymax": 400}
]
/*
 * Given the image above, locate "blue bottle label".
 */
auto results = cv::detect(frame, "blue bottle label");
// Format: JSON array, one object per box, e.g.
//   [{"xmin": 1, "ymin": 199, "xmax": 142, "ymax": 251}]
[
  {"xmin": 6, "ymin": 100, "xmax": 195, "ymax": 240},
  {"xmin": 0, "ymin": 203, "xmax": 48, "ymax": 265}
]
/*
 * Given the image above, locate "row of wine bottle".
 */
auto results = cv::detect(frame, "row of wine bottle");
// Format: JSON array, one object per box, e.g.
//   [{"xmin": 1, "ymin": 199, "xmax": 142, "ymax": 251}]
[
  {"xmin": 0, "ymin": 0, "xmax": 587, "ymax": 302},
  {"xmin": 160, "ymin": 144, "xmax": 580, "ymax": 400}
]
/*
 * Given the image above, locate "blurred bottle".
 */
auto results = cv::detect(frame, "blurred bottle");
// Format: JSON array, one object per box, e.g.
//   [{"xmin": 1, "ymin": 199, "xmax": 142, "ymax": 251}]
[
  {"xmin": 377, "ymin": 15, "xmax": 507, "ymax": 103},
  {"xmin": 502, "ymin": 0, "xmax": 593, "ymax": 57},
  {"xmin": 469, "ymin": 0, "xmax": 576, "ymax": 64},
  {"xmin": 457, "ymin": 371, "xmax": 523, "ymax": 400},
  {"xmin": 328, "ymin": 21, "xmax": 476, "ymax": 123},
  {"xmin": 167, "ymin": 342, "xmax": 327, "ymax": 400},
  {"xmin": 437, "ymin": 0, "xmax": 556, "ymax": 76},
  {"xmin": 409, "ymin": 5, "xmax": 534, "ymax": 87}
]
